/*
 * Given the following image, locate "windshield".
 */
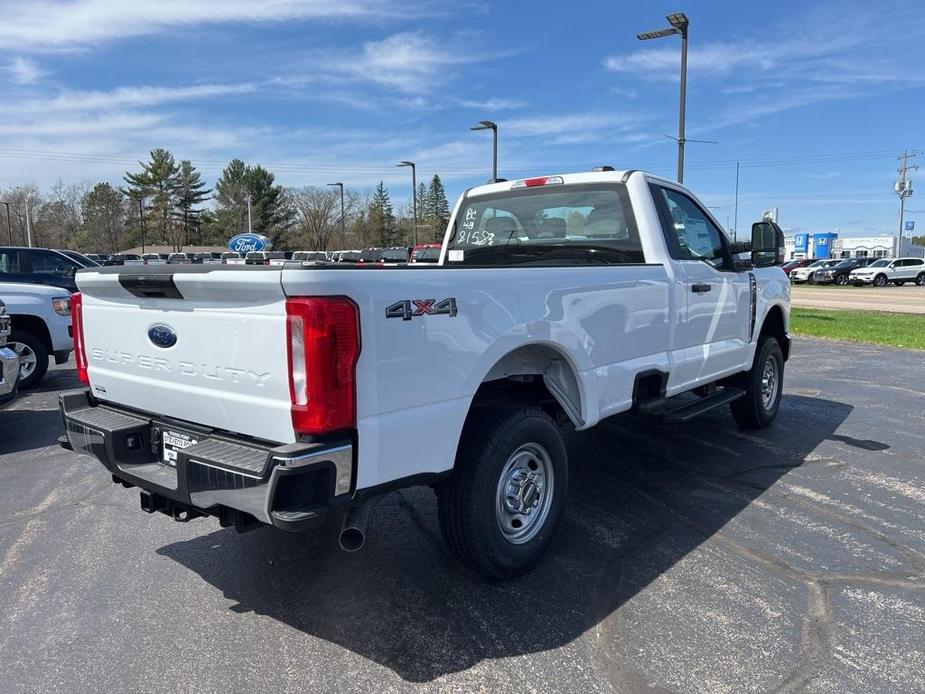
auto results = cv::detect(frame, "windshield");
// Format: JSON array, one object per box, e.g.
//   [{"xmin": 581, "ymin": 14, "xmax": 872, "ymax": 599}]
[
  {"xmin": 869, "ymin": 259, "xmax": 891, "ymax": 267},
  {"xmin": 446, "ymin": 183, "xmax": 643, "ymax": 265},
  {"xmin": 222, "ymin": 253, "xmax": 239, "ymax": 259}
]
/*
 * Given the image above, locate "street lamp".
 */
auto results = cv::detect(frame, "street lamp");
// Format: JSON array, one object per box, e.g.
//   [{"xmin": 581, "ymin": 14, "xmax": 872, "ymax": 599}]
[
  {"xmin": 638, "ymin": 12, "xmax": 689, "ymax": 183},
  {"xmin": 0, "ymin": 201, "xmax": 12, "ymax": 244},
  {"xmin": 327, "ymin": 182, "xmax": 346, "ymax": 249},
  {"xmin": 134, "ymin": 195, "xmax": 147, "ymax": 254},
  {"xmin": 470, "ymin": 120, "xmax": 498, "ymax": 182},
  {"xmin": 396, "ymin": 161, "xmax": 417, "ymax": 246}
]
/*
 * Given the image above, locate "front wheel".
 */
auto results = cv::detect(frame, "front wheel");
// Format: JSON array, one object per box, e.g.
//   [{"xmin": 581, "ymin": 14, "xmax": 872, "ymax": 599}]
[
  {"xmin": 836, "ymin": 274, "xmax": 849, "ymax": 286},
  {"xmin": 437, "ymin": 406, "xmax": 568, "ymax": 579},
  {"xmin": 7, "ymin": 330, "xmax": 49, "ymax": 389},
  {"xmin": 873, "ymin": 274, "xmax": 887, "ymax": 287},
  {"xmin": 730, "ymin": 337, "xmax": 784, "ymax": 429},
  {"xmin": 917, "ymin": 273, "xmax": 925, "ymax": 286}
]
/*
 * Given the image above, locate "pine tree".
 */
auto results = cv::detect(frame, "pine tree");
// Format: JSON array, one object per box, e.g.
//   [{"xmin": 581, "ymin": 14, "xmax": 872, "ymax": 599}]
[
  {"xmin": 175, "ymin": 160, "xmax": 210, "ymax": 246},
  {"xmin": 212, "ymin": 158, "xmax": 249, "ymax": 234},
  {"xmin": 123, "ymin": 148, "xmax": 181, "ymax": 245},
  {"xmin": 369, "ymin": 181, "xmax": 397, "ymax": 246},
  {"xmin": 211, "ymin": 160, "xmax": 294, "ymax": 247},
  {"xmin": 79, "ymin": 183, "xmax": 126, "ymax": 252},
  {"xmin": 428, "ymin": 175, "xmax": 450, "ymax": 240}
]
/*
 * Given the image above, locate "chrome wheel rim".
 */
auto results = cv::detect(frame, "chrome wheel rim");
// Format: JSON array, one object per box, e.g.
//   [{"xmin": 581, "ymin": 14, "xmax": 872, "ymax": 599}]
[
  {"xmin": 10, "ymin": 342, "xmax": 37, "ymax": 379},
  {"xmin": 496, "ymin": 442, "xmax": 554, "ymax": 545},
  {"xmin": 760, "ymin": 355, "xmax": 779, "ymax": 411}
]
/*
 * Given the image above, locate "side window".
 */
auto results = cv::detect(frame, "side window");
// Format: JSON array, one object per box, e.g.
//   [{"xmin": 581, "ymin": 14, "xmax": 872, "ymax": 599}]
[
  {"xmin": 0, "ymin": 250, "xmax": 22, "ymax": 274},
  {"xmin": 30, "ymin": 251, "xmax": 77, "ymax": 277},
  {"xmin": 656, "ymin": 187, "xmax": 727, "ymax": 267}
]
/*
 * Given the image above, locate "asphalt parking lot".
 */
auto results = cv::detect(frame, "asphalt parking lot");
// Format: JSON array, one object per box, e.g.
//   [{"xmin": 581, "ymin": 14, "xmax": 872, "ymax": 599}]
[
  {"xmin": 1, "ymin": 336, "xmax": 924, "ymax": 693},
  {"xmin": 792, "ymin": 284, "xmax": 925, "ymax": 314}
]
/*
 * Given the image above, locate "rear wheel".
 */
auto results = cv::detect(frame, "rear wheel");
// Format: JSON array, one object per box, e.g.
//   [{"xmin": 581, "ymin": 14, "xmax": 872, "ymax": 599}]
[
  {"xmin": 873, "ymin": 274, "xmax": 887, "ymax": 287},
  {"xmin": 437, "ymin": 406, "xmax": 568, "ymax": 579},
  {"xmin": 917, "ymin": 273, "xmax": 925, "ymax": 286},
  {"xmin": 730, "ymin": 337, "xmax": 784, "ymax": 430},
  {"xmin": 7, "ymin": 330, "xmax": 49, "ymax": 389},
  {"xmin": 835, "ymin": 273, "xmax": 849, "ymax": 286}
]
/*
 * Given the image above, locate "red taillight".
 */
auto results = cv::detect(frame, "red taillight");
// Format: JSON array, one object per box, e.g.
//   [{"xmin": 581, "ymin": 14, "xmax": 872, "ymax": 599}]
[
  {"xmin": 71, "ymin": 291, "xmax": 89, "ymax": 384},
  {"xmin": 512, "ymin": 175, "xmax": 564, "ymax": 189},
  {"xmin": 285, "ymin": 296, "xmax": 361, "ymax": 436}
]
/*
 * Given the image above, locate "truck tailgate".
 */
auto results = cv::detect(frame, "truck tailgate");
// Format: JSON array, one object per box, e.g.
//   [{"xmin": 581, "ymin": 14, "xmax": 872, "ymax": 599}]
[{"xmin": 76, "ymin": 269, "xmax": 295, "ymax": 443}]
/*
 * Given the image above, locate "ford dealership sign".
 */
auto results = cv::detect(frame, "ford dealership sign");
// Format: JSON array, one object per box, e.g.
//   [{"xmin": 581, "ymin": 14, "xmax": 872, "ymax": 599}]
[{"xmin": 228, "ymin": 234, "xmax": 271, "ymax": 253}]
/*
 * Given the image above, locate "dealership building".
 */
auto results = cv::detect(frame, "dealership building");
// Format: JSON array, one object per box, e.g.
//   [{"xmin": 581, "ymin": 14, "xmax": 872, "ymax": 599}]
[{"xmin": 783, "ymin": 233, "xmax": 924, "ymax": 261}]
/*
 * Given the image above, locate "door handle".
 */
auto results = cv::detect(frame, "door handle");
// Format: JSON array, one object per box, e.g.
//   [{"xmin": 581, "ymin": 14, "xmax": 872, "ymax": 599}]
[{"xmin": 691, "ymin": 283, "xmax": 712, "ymax": 293}]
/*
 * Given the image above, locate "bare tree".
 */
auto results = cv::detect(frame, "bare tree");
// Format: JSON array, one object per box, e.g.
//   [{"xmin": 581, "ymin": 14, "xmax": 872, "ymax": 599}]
[
  {"xmin": 290, "ymin": 186, "xmax": 343, "ymax": 250},
  {"xmin": 0, "ymin": 184, "xmax": 42, "ymax": 246}
]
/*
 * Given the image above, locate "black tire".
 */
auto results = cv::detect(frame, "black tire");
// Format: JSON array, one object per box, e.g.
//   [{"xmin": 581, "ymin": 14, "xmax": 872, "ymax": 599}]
[
  {"xmin": 7, "ymin": 329, "xmax": 49, "ymax": 389},
  {"xmin": 730, "ymin": 337, "xmax": 784, "ymax": 430},
  {"xmin": 917, "ymin": 273, "xmax": 925, "ymax": 287},
  {"xmin": 873, "ymin": 274, "xmax": 887, "ymax": 287},
  {"xmin": 437, "ymin": 406, "xmax": 568, "ymax": 579},
  {"xmin": 835, "ymin": 273, "xmax": 849, "ymax": 286}
]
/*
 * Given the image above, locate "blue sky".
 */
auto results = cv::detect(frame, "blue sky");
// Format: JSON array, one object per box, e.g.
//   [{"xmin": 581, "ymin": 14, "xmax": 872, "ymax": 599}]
[{"xmin": 1, "ymin": 0, "xmax": 923, "ymax": 237}]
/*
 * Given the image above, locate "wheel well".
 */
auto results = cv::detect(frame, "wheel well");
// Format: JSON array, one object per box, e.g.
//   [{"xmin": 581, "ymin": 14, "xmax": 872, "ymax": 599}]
[
  {"xmin": 759, "ymin": 305, "xmax": 789, "ymax": 360},
  {"xmin": 10, "ymin": 315, "xmax": 51, "ymax": 350},
  {"xmin": 472, "ymin": 344, "xmax": 583, "ymax": 427}
]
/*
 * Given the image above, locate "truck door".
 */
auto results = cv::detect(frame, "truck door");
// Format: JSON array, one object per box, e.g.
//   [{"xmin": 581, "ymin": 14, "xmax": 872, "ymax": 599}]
[{"xmin": 650, "ymin": 184, "xmax": 751, "ymax": 389}]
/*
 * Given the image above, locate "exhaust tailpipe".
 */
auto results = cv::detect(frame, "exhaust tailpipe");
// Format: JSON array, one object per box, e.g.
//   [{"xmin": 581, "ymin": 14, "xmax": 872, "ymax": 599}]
[{"xmin": 339, "ymin": 498, "xmax": 376, "ymax": 552}]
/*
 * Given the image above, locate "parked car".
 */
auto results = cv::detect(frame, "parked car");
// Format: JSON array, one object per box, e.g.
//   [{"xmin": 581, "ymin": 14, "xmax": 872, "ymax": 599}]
[
  {"xmin": 781, "ymin": 258, "xmax": 813, "ymax": 276},
  {"xmin": 0, "ymin": 246, "xmax": 83, "ymax": 293},
  {"xmin": 166, "ymin": 253, "xmax": 192, "ymax": 265},
  {"xmin": 811, "ymin": 257, "xmax": 876, "ymax": 285},
  {"xmin": 789, "ymin": 258, "xmax": 840, "ymax": 283},
  {"xmin": 1, "ymin": 282, "xmax": 73, "ymax": 388},
  {"xmin": 85, "ymin": 254, "xmax": 109, "ymax": 264},
  {"xmin": 60, "ymin": 167, "xmax": 790, "ymax": 579},
  {"xmin": 336, "ymin": 250, "xmax": 362, "ymax": 263},
  {"xmin": 56, "ymin": 249, "xmax": 101, "ymax": 267},
  {"xmin": 0, "ymin": 299, "xmax": 19, "ymax": 407},
  {"xmin": 291, "ymin": 251, "xmax": 329, "ymax": 263},
  {"xmin": 357, "ymin": 247, "xmax": 409, "ymax": 265},
  {"xmin": 410, "ymin": 243, "xmax": 441, "ymax": 263},
  {"xmin": 105, "ymin": 253, "xmax": 143, "ymax": 266},
  {"xmin": 849, "ymin": 257, "xmax": 925, "ymax": 286},
  {"xmin": 221, "ymin": 252, "xmax": 244, "ymax": 265},
  {"xmin": 244, "ymin": 251, "xmax": 270, "ymax": 265},
  {"xmin": 268, "ymin": 252, "xmax": 288, "ymax": 266},
  {"xmin": 142, "ymin": 253, "xmax": 166, "ymax": 265}
]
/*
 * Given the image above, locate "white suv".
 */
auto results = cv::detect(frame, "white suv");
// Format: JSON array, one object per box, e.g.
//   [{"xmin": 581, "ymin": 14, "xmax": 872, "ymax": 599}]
[
  {"xmin": 789, "ymin": 259, "xmax": 840, "ymax": 283},
  {"xmin": 849, "ymin": 257, "xmax": 925, "ymax": 287}
]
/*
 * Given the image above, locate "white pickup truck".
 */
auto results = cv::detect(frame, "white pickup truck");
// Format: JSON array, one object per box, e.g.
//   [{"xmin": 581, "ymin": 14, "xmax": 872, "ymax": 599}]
[{"xmin": 60, "ymin": 169, "xmax": 790, "ymax": 578}]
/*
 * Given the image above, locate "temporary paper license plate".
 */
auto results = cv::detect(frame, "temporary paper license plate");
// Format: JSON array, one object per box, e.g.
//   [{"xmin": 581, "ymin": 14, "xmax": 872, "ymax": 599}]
[{"xmin": 161, "ymin": 429, "xmax": 198, "ymax": 466}]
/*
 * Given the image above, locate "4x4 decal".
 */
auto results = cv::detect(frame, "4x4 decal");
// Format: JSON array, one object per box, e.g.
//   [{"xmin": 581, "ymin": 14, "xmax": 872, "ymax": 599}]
[{"xmin": 386, "ymin": 298, "xmax": 458, "ymax": 321}]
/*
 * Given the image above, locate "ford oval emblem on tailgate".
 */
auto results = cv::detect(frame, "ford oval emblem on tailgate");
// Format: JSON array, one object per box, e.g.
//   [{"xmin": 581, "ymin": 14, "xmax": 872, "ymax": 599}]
[{"xmin": 148, "ymin": 324, "xmax": 177, "ymax": 348}]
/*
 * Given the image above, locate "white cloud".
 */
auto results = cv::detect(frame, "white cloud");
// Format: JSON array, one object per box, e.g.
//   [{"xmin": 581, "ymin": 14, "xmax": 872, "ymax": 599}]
[
  {"xmin": 451, "ymin": 97, "xmax": 525, "ymax": 111},
  {"xmin": 0, "ymin": 0, "xmax": 411, "ymax": 51},
  {"xmin": 326, "ymin": 32, "xmax": 500, "ymax": 93},
  {"xmin": 505, "ymin": 113, "xmax": 638, "ymax": 137},
  {"xmin": 6, "ymin": 57, "xmax": 48, "ymax": 84}
]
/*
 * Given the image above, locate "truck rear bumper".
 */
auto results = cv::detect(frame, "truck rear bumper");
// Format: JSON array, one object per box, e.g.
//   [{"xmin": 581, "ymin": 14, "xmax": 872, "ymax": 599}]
[{"xmin": 59, "ymin": 389, "xmax": 353, "ymax": 531}]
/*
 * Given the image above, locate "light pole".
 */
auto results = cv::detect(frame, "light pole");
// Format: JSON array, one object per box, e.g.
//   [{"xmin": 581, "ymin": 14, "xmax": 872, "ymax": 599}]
[
  {"xmin": 246, "ymin": 194, "xmax": 253, "ymax": 233},
  {"xmin": 23, "ymin": 191, "xmax": 33, "ymax": 247},
  {"xmin": 1, "ymin": 201, "xmax": 12, "ymax": 244},
  {"xmin": 470, "ymin": 120, "xmax": 498, "ymax": 182},
  {"xmin": 327, "ymin": 182, "xmax": 346, "ymax": 249},
  {"xmin": 638, "ymin": 12, "xmax": 689, "ymax": 183},
  {"xmin": 397, "ymin": 161, "xmax": 417, "ymax": 246},
  {"xmin": 136, "ymin": 195, "xmax": 147, "ymax": 254}
]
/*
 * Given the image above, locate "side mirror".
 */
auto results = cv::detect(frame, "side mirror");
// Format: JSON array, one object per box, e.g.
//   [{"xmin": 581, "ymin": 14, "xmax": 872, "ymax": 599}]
[
  {"xmin": 751, "ymin": 221, "xmax": 785, "ymax": 268},
  {"xmin": 728, "ymin": 240, "xmax": 753, "ymax": 271}
]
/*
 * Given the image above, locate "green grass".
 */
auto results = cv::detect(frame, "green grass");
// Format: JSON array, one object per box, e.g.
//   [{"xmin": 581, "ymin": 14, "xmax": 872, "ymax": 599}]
[{"xmin": 791, "ymin": 307, "xmax": 925, "ymax": 350}]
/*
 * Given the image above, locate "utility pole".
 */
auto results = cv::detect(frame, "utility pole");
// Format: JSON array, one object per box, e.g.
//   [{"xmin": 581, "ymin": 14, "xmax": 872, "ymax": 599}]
[
  {"xmin": 894, "ymin": 150, "xmax": 918, "ymax": 257},
  {"xmin": 397, "ymin": 161, "xmax": 417, "ymax": 245},
  {"xmin": 1, "ymin": 201, "xmax": 11, "ymax": 244},
  {"xmin": 327, "ymin": 183, "xmax": 346, "ymax": 249}
]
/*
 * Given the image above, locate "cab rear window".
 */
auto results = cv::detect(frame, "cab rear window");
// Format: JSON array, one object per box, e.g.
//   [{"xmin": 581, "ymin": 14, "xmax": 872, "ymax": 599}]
[{"xmin": 446, "ymin": 183, "xmax": 643, "ymax": 265}]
